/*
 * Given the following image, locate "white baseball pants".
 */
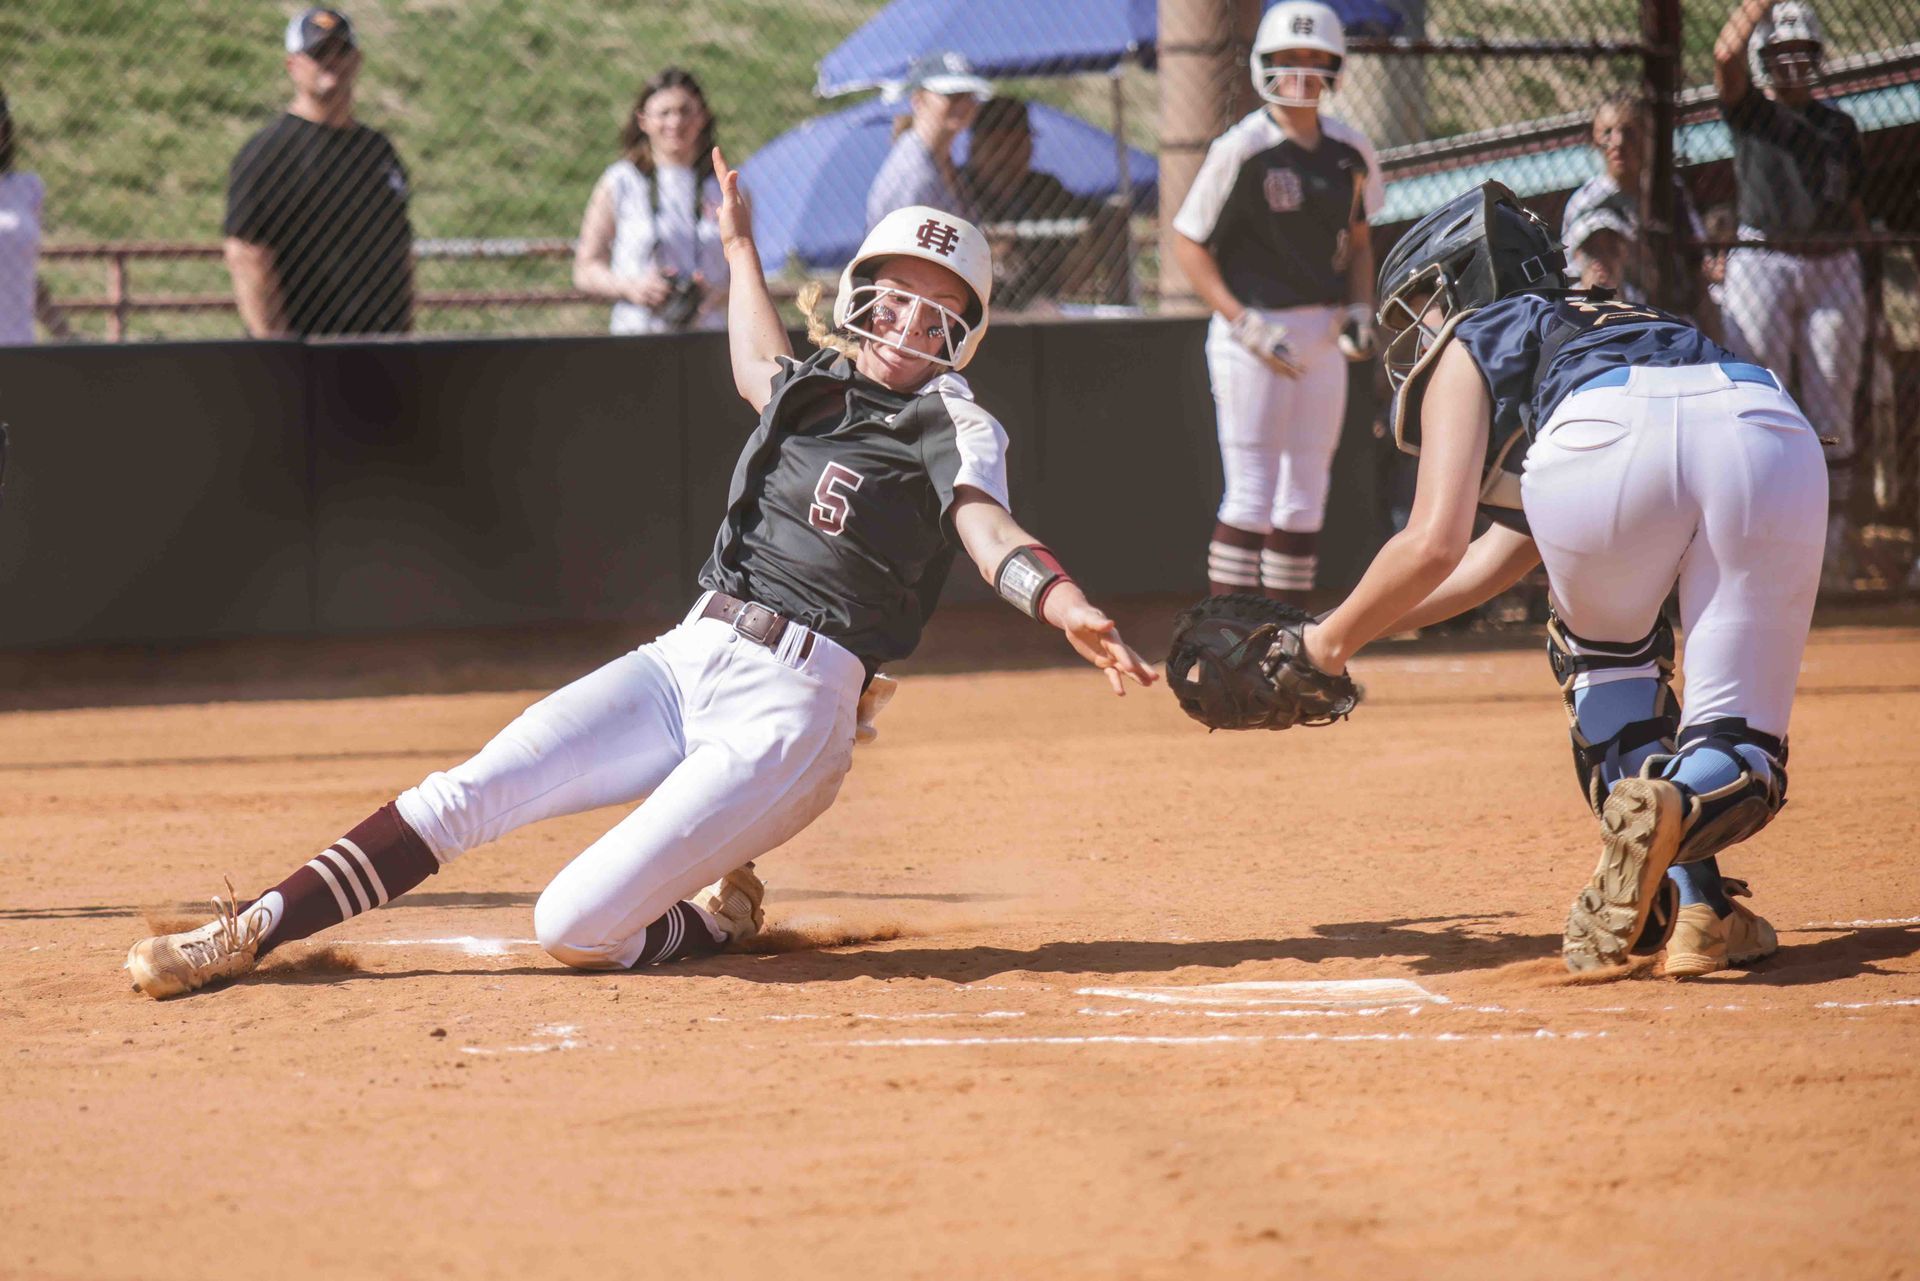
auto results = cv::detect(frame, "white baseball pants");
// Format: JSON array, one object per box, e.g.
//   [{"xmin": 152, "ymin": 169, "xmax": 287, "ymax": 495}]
[
  {"xmin": 1522, "ymin": 365, "xmax": 1827, "ymax": 739},
  {"xmin": 1719, "ymin": 246, "xmax": 1864, "ymax": 460},
  {"xmin": 1206, "ymin": 305, "xmax": 1348, "ymax": 532},
  {"xmin": 395, "ymin": 595, "xmax": 862, "ymax": 968}
]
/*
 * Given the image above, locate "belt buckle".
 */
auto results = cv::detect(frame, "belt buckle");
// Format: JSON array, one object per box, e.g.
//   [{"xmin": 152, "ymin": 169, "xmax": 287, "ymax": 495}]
[{"xmin": 732, "ymin": 602, "xmax": 781, "ymax": 646}]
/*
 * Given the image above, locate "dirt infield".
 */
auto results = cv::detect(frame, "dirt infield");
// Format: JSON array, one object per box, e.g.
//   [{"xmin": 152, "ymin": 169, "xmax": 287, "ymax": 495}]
[{"xmin": 4, "ymin": 621, "xmax": 1918, "ymax": 1279}]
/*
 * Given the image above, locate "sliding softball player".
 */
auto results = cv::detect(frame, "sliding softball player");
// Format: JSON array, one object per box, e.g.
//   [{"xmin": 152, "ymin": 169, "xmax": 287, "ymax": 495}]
[
  {"xmin": 1171, "ymin": 0, "xmax": 1384, "ymax": 605},
  {"xmin": 1299, "ymin": 182, "xmax": 1823, "ymax": 977},
  {"xmin": 125, "ymin": 148, "xmax": 1155, "ymax": 999}
]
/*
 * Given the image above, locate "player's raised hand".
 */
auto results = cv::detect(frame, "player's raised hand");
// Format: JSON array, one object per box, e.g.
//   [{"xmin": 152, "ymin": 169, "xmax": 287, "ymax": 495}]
[
  {"xmin": 1055, "ymin": 599, "xmax": 1158, "ymax": 696},
  {"xmin": 711, "ymin": 146, "xmax": 754, "ymax": 254}
]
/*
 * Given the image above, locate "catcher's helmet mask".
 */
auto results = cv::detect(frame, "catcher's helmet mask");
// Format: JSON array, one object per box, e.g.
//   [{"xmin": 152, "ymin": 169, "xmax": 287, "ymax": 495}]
[{"xmin": 1374, "ymin": 181, "xmax": 1567, "ymax": 453}]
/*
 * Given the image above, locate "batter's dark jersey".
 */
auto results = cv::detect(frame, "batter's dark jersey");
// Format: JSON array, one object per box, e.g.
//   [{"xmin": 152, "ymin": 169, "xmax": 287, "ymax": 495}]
[
  {"xmin": 225, "ymin": 113, "xmax": 414, "ymax": 335},
  {"xmin": 1173, "ymin": 111, "xmax": 1384, "ymax": 309},
  {"xmin": 1442, "ymin": 293, "xmax": 1737, "ymax": 531},
  {"xmin": 699, "ymin": 349, "xmax": 1013, "ymax": 669},
  {"xmin": 1721, "ymin": 92, "xmax": 1863, "ymax": 237}
]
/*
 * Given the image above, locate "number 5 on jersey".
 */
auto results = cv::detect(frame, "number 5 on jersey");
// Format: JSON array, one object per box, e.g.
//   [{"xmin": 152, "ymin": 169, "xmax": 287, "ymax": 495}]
[{"xmin": 809, "ymin": 463, "xmax": 865, "ymax": 537}]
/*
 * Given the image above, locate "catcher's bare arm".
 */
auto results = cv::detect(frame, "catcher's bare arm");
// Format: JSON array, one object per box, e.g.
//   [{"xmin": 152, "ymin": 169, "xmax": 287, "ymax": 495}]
[
  {"xmin": 1380, "ymin": 522, "xmax": 1540, "ymax": 636},
  {"xmin": 1305, "ymin": 340, "xmax": 1489, "ymax": 673}
]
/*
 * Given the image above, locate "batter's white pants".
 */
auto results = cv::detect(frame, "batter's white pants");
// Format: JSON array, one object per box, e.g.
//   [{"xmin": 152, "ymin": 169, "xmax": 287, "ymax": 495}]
[
  {"xmin": 1719, "ymin": 246, "xmax": 1864, "ymax": 460},
  {"xmin": 1522, "ymin": 365, "xmax": 1827, "ymax": 739},
  {"xmin": 1206, "ymin": 305, "xmax": 1348, "ymax": 532},
  {"xmin": 395, "ymin": 595, "xmax": 863, "ymax": 968}
]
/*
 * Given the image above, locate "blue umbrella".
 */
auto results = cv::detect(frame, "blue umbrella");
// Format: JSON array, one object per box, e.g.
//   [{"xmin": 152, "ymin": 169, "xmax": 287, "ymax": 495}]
[
  {"xmin": 741, "ymin": 96, "xmax": 1158, "ymax": 271},
  {"xmin": 816, "ymin": 0, "xmax": 1402, "ymax": 97}
]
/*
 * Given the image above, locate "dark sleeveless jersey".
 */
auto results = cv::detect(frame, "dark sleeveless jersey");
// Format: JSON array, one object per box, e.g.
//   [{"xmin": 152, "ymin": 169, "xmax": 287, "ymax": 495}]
[
  {"xmin": 698, "ymin": 348, "xmax": 1012, "ymax": 669},
  {"xmin": 1172, "ymin": 110, "xmax": 1383, "ymax": 310},
  {"xmin": 1447, "ymin": 293, "xmax": 1738, "ymax": 531}
]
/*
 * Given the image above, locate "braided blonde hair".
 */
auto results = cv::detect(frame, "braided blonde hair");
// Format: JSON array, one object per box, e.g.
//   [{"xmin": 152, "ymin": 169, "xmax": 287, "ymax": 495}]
[{"xmin": 797, "ymin": 280, "xmax": 861, "ymax": 358}]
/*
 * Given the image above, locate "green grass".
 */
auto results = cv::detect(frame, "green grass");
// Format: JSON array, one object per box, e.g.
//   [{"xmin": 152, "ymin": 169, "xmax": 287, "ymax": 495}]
[{"xmin": 5, "ymin": 0, "xmax": 1910, "ymax": 339}]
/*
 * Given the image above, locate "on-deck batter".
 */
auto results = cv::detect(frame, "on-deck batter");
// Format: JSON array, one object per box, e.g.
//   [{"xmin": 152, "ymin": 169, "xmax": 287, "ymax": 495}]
[
  {"xmin": 1302, "ymin": 182, "xmax": 1823, "ymax": 978},
  {"xmin": 125, "ymin": 147, "xmax": 1156, "ymax": 999},
  {"xmin": 1170, "ymin": 0, "xmax": 1385, "ymax": 606}
]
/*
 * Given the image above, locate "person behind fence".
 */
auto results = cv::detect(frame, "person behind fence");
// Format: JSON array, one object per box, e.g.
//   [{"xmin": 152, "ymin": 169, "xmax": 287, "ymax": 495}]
[
  {"xmin": 0, "ymin": 85, "xmax": 72, "ymax": 344},
  {"xmin": 573, "ymin": 67, "xmax": 727, "ymax": 335},
  {"xmin": 122, "ymin": 149, "xmax": 1156, "ymax": 1002},
  {"xmin": 1170, "ymin": 0, "xmax": 1384, "ymax": 606},
  {"xmin": 865, "ymin": 51, "xmax": 990, "ymax": 232},
  {"xmin": 956, "ymin": 96, "xmax": 1115, "ymax": 311},
  {"xmin": 223, "ymin": 8, "xmax": 413, "ymax": 338},
  {"xmin": 1714, "ymin": 0, "xmax": 1867, "ymax": 588},
  {"xmin": 1560, "ymin": 92, "xmax": 1711, "ymax": 326}
]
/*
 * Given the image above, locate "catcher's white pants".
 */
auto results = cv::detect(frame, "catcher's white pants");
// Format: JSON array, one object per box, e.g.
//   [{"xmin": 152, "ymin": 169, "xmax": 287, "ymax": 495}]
[
  {"xmin": 1522, "ymin": 365, "xmax": 1826, "ymax": 739},
  {"xmin": 1719, "ymin": 246, "xmax": 1864, "ymax": 460},
  {"xmin": 1206, "ymin": 305, "xmax": 1348, "ymax": 532},
  {"xmin": 395, "ymin": 595, "xmax": 861, "ymax": 968}
]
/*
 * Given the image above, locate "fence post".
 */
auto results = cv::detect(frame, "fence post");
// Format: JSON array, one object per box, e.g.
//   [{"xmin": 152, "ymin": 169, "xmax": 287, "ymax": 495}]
[
  {"xmin": 1156, "ymin": 0, "xmax": 1246, "ymax": 305},
  {"xmin": 1640, "ymin": 0, "xmax": 1682, "ymax": 312},
  {"xmin": 108, "ymin": 251, "xmax": 129, "ymax": 342}
]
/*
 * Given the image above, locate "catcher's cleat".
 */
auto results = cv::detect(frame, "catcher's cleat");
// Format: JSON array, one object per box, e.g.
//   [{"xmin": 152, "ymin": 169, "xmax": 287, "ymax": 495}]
[
  {"xmin": 1563, "ymin": 777, "xmax": 1683, "ymax": 973},
  {"xmin": 125, "ymin": 879, "xmax": 269, "ymax": 1000},
  {"xmin": 1663, "ymin": 879, "xmax": 1777, "ymax": 978},
  {"xmin": 690, "ymin": 862, "xmax": 765, "ymax": 946}
]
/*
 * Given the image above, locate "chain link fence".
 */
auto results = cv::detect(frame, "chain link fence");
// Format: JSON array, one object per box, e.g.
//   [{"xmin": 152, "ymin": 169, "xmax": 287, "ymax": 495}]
[{"xmin": 2, "ymin": 0, "xmax": 1915, "ymax": 584}]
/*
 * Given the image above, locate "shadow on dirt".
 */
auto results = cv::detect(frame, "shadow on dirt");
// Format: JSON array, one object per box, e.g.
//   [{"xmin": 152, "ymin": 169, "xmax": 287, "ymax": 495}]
[{"xmin": 1727, "ymin": 924, "xmax": 1920, "ymax": 986}]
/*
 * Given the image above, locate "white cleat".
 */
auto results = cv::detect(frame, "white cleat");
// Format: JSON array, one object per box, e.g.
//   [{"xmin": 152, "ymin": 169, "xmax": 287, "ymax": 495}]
[
  {"xmin": 125, "ymin": 879, "xmax": 269, "ymax": 999},
  {"xmin": 690, "ymin": 862, "xmax": 765, "ymax": 945}
]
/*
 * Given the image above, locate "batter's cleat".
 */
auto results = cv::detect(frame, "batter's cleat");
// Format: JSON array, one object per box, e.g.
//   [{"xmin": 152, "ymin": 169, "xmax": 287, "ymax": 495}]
[
  {"xmin": 1563, "ymin": 777, "xmax": 1684, "ymax": 973},
  {"xmin": 690, "ymin": 862, "xmax": 765, "ymax": 945},
  {"xmin": 1663, "ymin": 879, "xmax": 1778, "ymax": 977},
  {"xmin": 125, "ymin": 879, "xmax": 269, "ymax": 1000}
]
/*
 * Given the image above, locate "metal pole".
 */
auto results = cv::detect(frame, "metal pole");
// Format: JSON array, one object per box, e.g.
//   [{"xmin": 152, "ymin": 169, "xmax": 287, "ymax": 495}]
[
  {"xmin": 1641, "ymin": 0, "xmax": 1681, "ymax": 311},
  {"xmin": 1157, "ymin": 0, "xmax": 1242, "ymax": 304},
  {"xmin": 108, "ymin": 252, "xmax": 128, "ymax": 342}
]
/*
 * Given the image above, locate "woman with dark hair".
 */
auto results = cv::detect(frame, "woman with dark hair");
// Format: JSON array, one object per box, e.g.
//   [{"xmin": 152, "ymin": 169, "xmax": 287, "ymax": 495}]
[
  {"xmin": 0, "ymin": 85, "xmax": 72, "ymax": 344},
  {"xmin": 573, "ymin": 67, "xmax": 727, "ymax": 334}
]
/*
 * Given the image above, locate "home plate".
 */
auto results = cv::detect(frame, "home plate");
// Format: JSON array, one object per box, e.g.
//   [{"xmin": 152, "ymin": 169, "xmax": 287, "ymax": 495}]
[{"xmin": 1078, "ymin": 980, "xmax": 1446, "ymax": 1008}]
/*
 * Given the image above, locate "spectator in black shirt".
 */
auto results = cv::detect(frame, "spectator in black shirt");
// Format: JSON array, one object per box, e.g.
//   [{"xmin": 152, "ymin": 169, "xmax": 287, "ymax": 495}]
[{"xmin": 223, "ymin": 8, "xmax": 413, "ymax": 337}]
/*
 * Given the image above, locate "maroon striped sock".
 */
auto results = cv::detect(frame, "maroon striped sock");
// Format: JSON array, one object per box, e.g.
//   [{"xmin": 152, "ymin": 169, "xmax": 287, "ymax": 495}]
[
  {"xmin": 633, "ymin": 902, "xmax": 725, "ymax": 966},
  {"xmin": 255, "ymin": 802, "xmax": 441, "ymax": 956}
]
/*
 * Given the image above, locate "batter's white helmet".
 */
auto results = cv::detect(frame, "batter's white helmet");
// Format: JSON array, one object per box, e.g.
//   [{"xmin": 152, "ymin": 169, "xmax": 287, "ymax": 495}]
[
  {"xmin": 1251, "ymin": 1, "xmax": 1346, "ymax": 108},
  {"xmin": 1748, "ymin": 1, "xmax": 1824, "ymax": 90},
  {"xmin": 835, "ymin": 206, "xmax": 994, "ymax": 370}
]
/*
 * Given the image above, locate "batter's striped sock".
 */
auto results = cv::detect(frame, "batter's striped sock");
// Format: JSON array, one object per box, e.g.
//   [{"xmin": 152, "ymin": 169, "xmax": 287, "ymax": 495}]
[
  {"xmin": 632, "ymin": 901, "xmax": 728, "ymax": 967},
  {"xmin": 1261, "ymin": 529, "xmax": 1317, "ymax": 603},
  {"xmin": 250, "ymin": 802, "xmax": 444, "ymax": 957},
  {"xmin": 1207, "ymin": 522, "xmax": 1263, "ymax": 595}
]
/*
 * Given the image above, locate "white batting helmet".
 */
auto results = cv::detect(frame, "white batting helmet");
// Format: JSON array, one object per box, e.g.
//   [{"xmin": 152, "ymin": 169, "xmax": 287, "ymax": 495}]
[
  {"xmin": 1250, "ymin": 1, "xmax": 1347, "ymax": 108},
  {"xmin": 1748, "ymin": 1, "xmax": 1824, "ymax": 90},
  {"xmin": 835, "ymin": 206, "xmax": 994, "ymax": 370}
]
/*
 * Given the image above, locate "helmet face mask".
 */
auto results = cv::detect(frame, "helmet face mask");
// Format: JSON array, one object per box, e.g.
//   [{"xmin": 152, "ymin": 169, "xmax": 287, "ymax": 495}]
[
  {"xmin": 834, "ymin": 206, "xmax": 993, "ymax": 370},
  {"xmin": 1747, "ymin": 2, "xmax": 1825, "ymax": 90},
  {"xmin": 1377, "ymin": 264, "xmax": 1457, "ymax": 397},
  {"xmin": 1250, "ymin": 2, "xmax": 1345, "ymax": 108},
  {"xmin": 838, "ymin": 283, "xmax": 971, "ymax": 370}
]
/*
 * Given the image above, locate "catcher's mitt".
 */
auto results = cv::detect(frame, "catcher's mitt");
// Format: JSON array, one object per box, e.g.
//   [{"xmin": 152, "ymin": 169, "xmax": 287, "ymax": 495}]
[{"xmin": 1166, "ymin": 593, "xmax": 1361, "ymax": 731}]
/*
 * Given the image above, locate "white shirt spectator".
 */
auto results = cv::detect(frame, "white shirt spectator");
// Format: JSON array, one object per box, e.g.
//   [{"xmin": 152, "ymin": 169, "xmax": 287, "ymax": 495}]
[
  {"xmin": 603, "ymin": 159, "xmax": 728, "ymax": 335},
  {"xmin": 0, "ymin": 170, "xmax": 45, "ymax": 346},
  {"xmin": 866, "ymin": 131, "xmax": 972, "ymax": 232}
]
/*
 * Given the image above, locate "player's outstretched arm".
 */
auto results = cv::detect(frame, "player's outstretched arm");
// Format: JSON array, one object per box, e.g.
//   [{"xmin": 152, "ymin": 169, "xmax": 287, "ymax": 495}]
[
  {"xmin": 1303, "ymin": 341, "xmax": 1490, "ymax": 674},
  {"xmin": 1376, "ymin": 521, "xmax": 1540, "ymax": 636},
  {"xmin": 712, "ymin": 146, "xmax": 793, "ymax": 413},
  {"xmin": 951, "ymin": 490, "xmax": 1157, "ymax": 695}
]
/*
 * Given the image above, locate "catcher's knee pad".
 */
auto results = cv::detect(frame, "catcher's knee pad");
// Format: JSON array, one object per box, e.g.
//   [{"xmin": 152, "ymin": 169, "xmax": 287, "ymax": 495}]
[
  {"xmin": 1547, "ymin": 613, "xmax": 1679, "ymax": 816},
  {"xmin": 1657, "ymin": 719, "xmax": 1789, "ymax": 865}
]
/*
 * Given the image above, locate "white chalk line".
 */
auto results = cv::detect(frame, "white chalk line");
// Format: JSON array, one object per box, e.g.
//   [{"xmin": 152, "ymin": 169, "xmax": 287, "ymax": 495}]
[
  {"xmin": 840, "ymin": 1029, "xmax": 1608, "ymax": 1049},
  {"xmin": 460, "ymin": 1023, "xmax": 582, "ymax": 1056},
  {"xmin": 710, "ymin": 1011, "xmax": 1028, "ymax": 1023},
  {"xmin": 1078, "ymin": 979, "xmax": 1447, "ymax": 1008},
  {"xmin": 1798, "ymin": 915, "xmax": 1920, "ymax": 930}
]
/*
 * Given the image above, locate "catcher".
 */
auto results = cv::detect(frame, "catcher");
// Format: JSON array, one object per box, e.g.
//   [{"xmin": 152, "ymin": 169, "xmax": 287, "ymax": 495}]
[{"xmin": 1170, "ymin": 182, "xmax": 1825, "ymax": 978}]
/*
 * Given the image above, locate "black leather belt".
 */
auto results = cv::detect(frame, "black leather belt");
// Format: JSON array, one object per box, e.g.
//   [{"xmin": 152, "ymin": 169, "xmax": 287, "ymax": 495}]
[{"xmin": 701, "ymin": 592, "xmax": 816, "ymax": 661}]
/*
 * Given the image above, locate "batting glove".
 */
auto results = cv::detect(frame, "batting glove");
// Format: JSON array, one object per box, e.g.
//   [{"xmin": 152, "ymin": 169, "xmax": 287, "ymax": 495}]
[
  {"xmin": 1229, "ymin": 310, "xmax": 1303, "ymax": 378},
  {"xmin": 1336, "ymin": 303, "xmax": 1377, "ymax": 362}
]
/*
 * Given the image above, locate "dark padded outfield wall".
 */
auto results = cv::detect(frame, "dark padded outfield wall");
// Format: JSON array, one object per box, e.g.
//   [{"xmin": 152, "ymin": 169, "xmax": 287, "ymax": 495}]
[
  {"xmin": 0, "ymin": 321, "xmax": 1392, "ymax": 649},
  {"xmin": 0, "ymin": 341, "xmax": 311, "ymax": 648},
  {"xmin": 309, "ymin": 337, "xmax": 689, "ymax": 632}
]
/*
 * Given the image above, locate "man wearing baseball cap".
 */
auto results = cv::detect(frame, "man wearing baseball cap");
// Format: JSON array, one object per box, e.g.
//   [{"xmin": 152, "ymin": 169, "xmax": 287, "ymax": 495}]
[
  {"xmin": 865, "ymin": 51, "xmax": 992, "ymax": 232},
  {"xmin": 223, "ymin": 7, "xmax": 414, "ymax": 336}
]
